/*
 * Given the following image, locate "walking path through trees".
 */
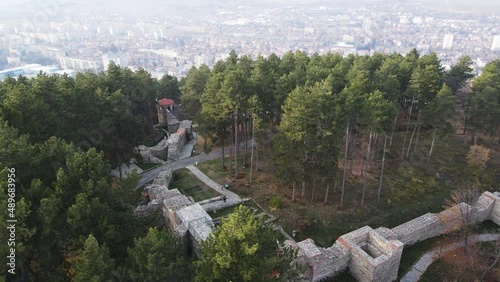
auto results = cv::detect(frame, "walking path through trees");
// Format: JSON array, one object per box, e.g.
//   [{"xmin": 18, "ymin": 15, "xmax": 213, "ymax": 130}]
[
  {"xmin": 137, "ymin": 140, "xmax": 250, "ymax": 188},
  {"xmin": 401, "ymin": 233, "xmax": 500, "ymax": 282}
]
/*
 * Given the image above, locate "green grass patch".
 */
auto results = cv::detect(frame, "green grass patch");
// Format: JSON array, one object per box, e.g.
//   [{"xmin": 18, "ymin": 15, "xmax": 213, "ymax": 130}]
[
  {"xmin": 473, "ymin": 219, "xmax": 500, "ymax": 233},
  {"xmin": 170, "ymin": 168, "xmax": 221, "ymax": 202},
  {"xmin": 398, "ymin": 220, "xmax": 499, "ymax": 279},
  {"xmin": 138, "ymin": 162, "xmax": 161, "ymax": 171},
  {"xmin": 397, "ymin": 236, "xmax": 442, "ymax": 278},
  {"xmin": 211, "ymin": 200, "xmax": 266, "ymax": 220},
  {"xmin": 142, "ymin": 129, "xmax": 166, "ymax": 147},
  {"xmin": 210, "ymin": 204, "xmax": 240, "ymax": 219},
  {"xmin": 420, "ymin": 258, "xmax": 455, "ymax": 282},
  {"xmin": 197, "ymin": 157, "xmax": 232, "ymax": 184}
]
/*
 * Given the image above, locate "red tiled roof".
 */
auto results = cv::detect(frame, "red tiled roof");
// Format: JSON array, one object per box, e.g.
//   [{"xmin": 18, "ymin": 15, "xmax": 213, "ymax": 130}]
[{"xmin": 158, "ymin": 98, "xmax": 174, "ymax": 106}]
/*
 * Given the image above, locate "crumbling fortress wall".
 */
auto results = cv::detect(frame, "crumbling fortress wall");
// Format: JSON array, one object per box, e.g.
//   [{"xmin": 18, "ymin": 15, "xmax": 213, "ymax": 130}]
[
  {"xmin": 134, "ymin": 169, "xmax": 214, "ymax": 255},
  {"xmin": 135, "ymin": 98, "xmax": 192, "ymax": 163},
  {"xmin": 135, "ymin": 139, "xmax": 169, "ymax": 164},
  {"xmin": 288, "ymin": 191, "xmax": 500, "ymax": 282},
  {"xmin": 135, "ymin": 167, "xmax": 499, "ymax": 281},
  {"xmin": 135, "ymin": 119, "xmax": 193, "ymax": 163},
  {"xmin": 166, "ymin": 120, "xmax": 192, "ymax": 161},
  {"xmin": 167, "ymin": 128, "xmax": 186, "ymax": 161}
]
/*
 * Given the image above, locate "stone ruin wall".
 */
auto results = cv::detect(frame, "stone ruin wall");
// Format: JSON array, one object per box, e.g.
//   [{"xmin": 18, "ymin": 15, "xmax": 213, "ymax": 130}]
[
  {"xmin": 134, "ymin": 168, "xmax": 214, "ymax": 256},
  {"xmin": 391, "ymin": 213, "xmax": 442, "ymax": 246},
  {"xmin": 484, "ymin": 192, "xmax": 500, "ymax": 225},
  {"xmin": 152, "ymin": 170, "xmax": 173, "ymax": 186},
  {"xmin": 135, "ymin": 139, "xmax": 169, "ymax": 164},
  {"xmin": 289, "ymin": 191, "xmax": 500, "ymax": 282},
  {"xmin": 167, "ymin": 120, "xmax": 192, "ymax": 161},
  {"xmin": 135, "ymin": 120, "xmax": 193, "ymax": 163},
  {"xmin": 179, "ymin": 120, "xmax": 193, "ymax": 139},
  {"xmin": 167, "ymin": 128, "xmax": 186, "ymax": 161},
  {"xmin": 134, "ymin": 168, "xmax": 500, "ymax": 282}
]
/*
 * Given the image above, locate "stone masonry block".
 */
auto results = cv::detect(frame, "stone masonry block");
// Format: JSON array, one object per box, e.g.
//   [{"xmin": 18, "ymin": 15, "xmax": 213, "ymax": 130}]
[
  {"xmin": 438, "ymin": 203, "xmax": 472, "ymax": 234},
  {"xmin": 490, "ymin": 192, "xmax": 500, "ymax": 225},
  {"xmin": 152, "ymin": 169, "xmax": 173, "ymax": 187},
  {"xmin": 391, "ymin": 213, "xmax": 442, "ymax": 246},
  {"xmin": 374, "ymin": 227, "xmax": 398, "ymax": 240},
  {"xmin": 349, "ymin": 230, "xmax": 403, "ymax": 282},
  {"xmin": 473, "ymin": 191, "xmax": 497, "ymax": 223}
]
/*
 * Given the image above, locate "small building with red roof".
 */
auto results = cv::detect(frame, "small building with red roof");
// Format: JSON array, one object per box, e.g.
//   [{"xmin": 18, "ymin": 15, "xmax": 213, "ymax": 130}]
[{"xmin": 158, "ymin": 98, "xmax": 175, "ymax": 107}]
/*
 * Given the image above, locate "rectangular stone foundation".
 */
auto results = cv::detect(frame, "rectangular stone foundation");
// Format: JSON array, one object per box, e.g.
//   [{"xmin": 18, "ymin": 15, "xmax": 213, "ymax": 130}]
[
  {"xmin": 282, "ymin": 191, "xmax": 500, "ymax": 282},
  {"xmin": 348, "ymin": 230, "xmax": 403, "ymax": 282},
  {"xmin": 286, "ymin": 239, "xmax": 350, "ymax": 282}
]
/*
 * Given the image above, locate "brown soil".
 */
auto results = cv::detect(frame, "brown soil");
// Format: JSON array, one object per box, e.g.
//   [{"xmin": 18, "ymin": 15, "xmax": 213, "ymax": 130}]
[{"xmin": 437, "ymin": 242, "xmax": 500, "ymax": 282}]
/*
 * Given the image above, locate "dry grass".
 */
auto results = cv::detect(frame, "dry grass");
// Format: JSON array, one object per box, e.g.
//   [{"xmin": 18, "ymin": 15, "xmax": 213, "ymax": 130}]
[{"xmin": 196, "ymin": 131, "xmax": 499, "ymax": 247}]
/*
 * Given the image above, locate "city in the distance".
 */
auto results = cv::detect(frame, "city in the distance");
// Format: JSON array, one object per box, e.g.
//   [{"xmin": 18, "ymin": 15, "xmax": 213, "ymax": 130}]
[{"xmin": 1, "ymin": 0, "xmax": 500, "ymax": 79}]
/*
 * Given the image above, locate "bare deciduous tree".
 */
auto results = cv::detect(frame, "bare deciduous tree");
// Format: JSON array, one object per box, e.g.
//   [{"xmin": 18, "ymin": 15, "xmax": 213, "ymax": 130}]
[
  {"xmin": 479, "ymin": 238, "xmax": 500, "ymax": 281},
  {"xmin": 445, "ymin": 186, "xmax": 481, "ymax": 255}
]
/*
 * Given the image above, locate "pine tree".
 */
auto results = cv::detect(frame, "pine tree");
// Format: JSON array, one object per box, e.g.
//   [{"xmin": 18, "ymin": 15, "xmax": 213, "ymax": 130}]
[
  {"xmin": 127, "ymin": 227, "xmax": 190, "ymax": 282},
  {"xmin": 73, "ymin": 234, "xmax": 115, "ymax": 282},
  {"xmin": 194, "ymin": 206, "xmax": 301, "ymax": 282}
]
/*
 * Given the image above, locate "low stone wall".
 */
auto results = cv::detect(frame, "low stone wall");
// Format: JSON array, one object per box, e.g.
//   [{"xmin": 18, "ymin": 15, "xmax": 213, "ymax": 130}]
[
  {"xmin": 111, "ymin": 162, "xmax": 143, "ymax": 178},
  {"xmin": 152, "ymin": 169, "xmax": 173, "ymax": 187},
  {"xmin": 162, "ymin": 191, "xmax": 193, "ymax": 231},
  {"xmin": 134, "ymin": 165, "xmax": 216, "ymax": 257},
  {"xmin": 437, "ymin": 203, "xmax": 472, "ymax": 234},
  {"xmin": 167, "ymin": 128, "xmax": 187, "ymax": 161},
  {"xmin": 391, "ymin": 213, "xmax": 443, "ymax": 246},
  {"xmin": 374, "ymin": 227, "xmax": 398, "ymax": 240},
  {"xmin": 474, "ymin": 192, "xmax": 497, "ymax": 223},
  {"xmin": 286, "ymin": 239, "xmax": 350, "ymax": 282},
  {"xmin": 179, "ymin": 120, "xmax": 193, "ymax": 140},
  {"xmin": 136, "ymin": 119, "xmax": 193, "ymax": 163},
  {"xmin": 196, "ymin": 196, "xmax": 225, "ymax": 206},
  {"xmin": 486, "ymin": 192, "xmax": 500, "ymax": 225},
  {"xmin": 290, "ymin": 191, "xmax": 500, "ymax": 282},
  {"xmin": 135, "ymin": 138, "xmax": 169, "ymax": 164}
]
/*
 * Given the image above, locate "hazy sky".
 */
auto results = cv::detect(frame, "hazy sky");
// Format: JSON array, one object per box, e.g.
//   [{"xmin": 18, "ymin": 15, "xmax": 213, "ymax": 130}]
[{"xmin": 1, "ymin": 0, "xmax": 500, "ymax": 22}]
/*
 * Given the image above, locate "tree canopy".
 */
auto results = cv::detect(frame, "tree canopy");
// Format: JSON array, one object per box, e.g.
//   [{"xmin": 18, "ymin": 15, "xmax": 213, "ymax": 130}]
[
  {"xmin": 1, "ymin": 49, "xmax": 498, "ymax": 281},
  {"xmin": 127, "ymin": 227, "xmax": 191, "ymax": 282},
  {"xmin": 195, "ymin": 206, "xmax": 301, "ymax": 282}
]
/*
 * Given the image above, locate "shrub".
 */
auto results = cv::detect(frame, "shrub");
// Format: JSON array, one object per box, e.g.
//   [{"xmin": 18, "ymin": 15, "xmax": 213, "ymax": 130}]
[{"xmin": 268, "ymin": 194, "xmax": 283, "ymax": 211}]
